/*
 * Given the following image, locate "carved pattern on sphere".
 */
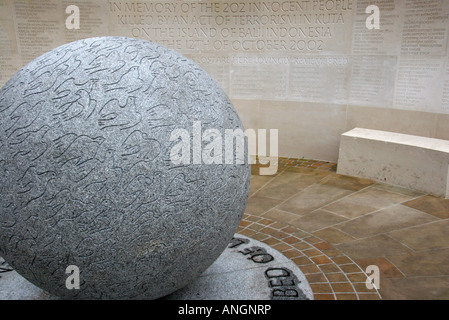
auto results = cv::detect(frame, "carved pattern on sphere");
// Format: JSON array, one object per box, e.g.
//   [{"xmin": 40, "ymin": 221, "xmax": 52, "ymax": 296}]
[{"xmin": 0, "ymin": 37, "xmax": 250, "ymax": 299}]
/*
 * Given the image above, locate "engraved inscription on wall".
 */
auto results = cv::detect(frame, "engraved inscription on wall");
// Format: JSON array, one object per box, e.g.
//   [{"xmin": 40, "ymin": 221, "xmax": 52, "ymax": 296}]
[
  {"xmin": 395, "ymin": 57, "xmax": 447, "ymax": 112},
  {"xmin": 401, "ymin": 0, "xmax": 449, "ymax": 56},
  {"xmin": 12, "ymin": 0, "xmax": 65, "ymax": 64},
  {"xmin": 108, "ymin": 0, "xmax": 354, "ymax": 54},
  {"xmin": 0, "ymin": 0, "xmax": 449, "ymax": 114},
  {"xmin": 443, "ymin": 56, "xmax": 449, "ymax": 111},
  {"xmin": 0, "ymin": 0, "xmax": 19, "ymax": 84},
  {"xmin": 62, "ymin": 0, "xmax": 110, "ymax": 42},
  {"xmin": 352, "ymin": 0, "xmax": 404, "ymax": 55}
]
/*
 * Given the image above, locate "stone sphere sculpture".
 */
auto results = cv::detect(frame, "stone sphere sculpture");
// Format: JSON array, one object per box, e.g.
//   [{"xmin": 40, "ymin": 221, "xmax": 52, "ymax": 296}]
[{"xmin": 0, "ymin": 37, "xmax": 250, "ymax": 299}]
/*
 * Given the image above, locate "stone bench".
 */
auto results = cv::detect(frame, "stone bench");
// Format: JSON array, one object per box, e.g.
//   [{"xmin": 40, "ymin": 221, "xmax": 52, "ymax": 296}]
[{"xmin": 337, "ymin": 128, "xmax": 449, "ymax": 198}]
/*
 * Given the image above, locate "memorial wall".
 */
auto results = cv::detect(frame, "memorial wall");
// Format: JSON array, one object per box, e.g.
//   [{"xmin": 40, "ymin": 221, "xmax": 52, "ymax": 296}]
[{"xmin": 0, "ymin": 0, "xmax": 448, "ymax": 161}]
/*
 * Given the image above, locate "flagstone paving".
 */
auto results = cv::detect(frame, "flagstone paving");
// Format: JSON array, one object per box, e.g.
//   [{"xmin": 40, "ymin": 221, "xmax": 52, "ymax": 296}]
[{"xmin": 239, "ymin": 158, "xmax": 449, "ymax": 300}]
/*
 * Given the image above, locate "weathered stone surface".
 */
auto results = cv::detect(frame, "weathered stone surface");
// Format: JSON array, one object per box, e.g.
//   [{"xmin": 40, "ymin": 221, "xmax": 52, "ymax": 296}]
[{"xmin": 0, "ymin": 37, "xmax": 250, "ymax": 299}]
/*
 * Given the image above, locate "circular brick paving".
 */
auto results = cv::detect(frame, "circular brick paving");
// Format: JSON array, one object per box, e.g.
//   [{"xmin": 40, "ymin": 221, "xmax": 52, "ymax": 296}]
[{"xmin": 237, "ymin": 213, "xmax": 382, "ymax": 300}]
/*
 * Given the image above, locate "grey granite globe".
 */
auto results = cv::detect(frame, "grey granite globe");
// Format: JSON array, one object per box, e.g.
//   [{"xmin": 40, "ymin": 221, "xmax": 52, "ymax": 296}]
[{"xmin": 0, "ymin": 37, "xmax": 250, "ymax": 299}]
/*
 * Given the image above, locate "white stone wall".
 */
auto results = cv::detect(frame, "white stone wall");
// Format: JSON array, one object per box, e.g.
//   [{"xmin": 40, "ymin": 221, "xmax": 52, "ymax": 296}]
[{"xmin": 1, "ymin": 0, "xmax": 448, "ymax": 161}]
